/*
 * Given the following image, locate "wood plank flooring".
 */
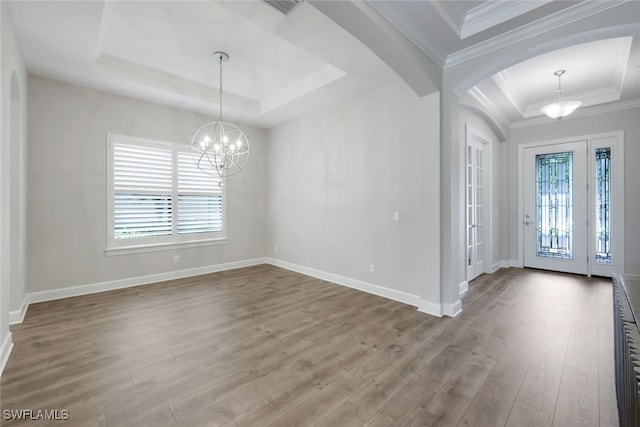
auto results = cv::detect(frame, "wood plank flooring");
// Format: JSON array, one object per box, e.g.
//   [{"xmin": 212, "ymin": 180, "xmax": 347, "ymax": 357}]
[{"xmin": 0, "ymin": 265, "xmax": 618, "ymax": 426}]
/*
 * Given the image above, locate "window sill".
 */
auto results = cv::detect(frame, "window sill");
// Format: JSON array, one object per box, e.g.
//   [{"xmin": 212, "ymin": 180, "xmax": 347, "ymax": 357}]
[{"xmin": 105, "ymin": 238, "xmax": 227, "ymax": 256}]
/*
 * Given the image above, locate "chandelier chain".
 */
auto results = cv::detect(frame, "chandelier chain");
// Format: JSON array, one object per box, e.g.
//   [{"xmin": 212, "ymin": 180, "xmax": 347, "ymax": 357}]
[
  {"xmin": 219, "ymin": 54, "xmax": 223, "ymax": 120},
  {"xmin": 555, "ymin": 71, "xmax": 564, "ymax": 100}
]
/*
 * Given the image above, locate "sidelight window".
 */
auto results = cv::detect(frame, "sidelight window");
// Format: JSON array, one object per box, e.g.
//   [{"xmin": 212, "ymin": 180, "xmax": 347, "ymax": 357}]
[{"xmin": 595, "ymin": 147, "xmax": 612, "ymax": 264}]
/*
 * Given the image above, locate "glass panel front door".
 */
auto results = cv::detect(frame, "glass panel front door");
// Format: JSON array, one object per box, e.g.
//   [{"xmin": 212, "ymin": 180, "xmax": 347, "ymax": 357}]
[
  {"xmin": 523, "ymin": 141, "xmax": 587, "ymax": 275},
  {"xmin": 535, "ymin": 152, "xmax": 573, "ymax": 260}
]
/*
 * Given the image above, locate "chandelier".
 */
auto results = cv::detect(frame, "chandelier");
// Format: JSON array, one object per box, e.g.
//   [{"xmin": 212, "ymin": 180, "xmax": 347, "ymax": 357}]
[
  {"xmin": 191, "ymin": 51, "xmax": 250, "ymax": 177},
  {"xmin": 540, "ymin": 70, "xmax": 582, "ymax": 120}
]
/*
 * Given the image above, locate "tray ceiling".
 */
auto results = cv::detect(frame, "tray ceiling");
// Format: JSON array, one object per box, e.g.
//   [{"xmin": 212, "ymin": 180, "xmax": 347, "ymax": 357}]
[
  {"xmin": 8, "ymin": 0, "xmax": 397, "ymax": 128},
  {"xmin": 8, "ymin": 0, "xmax": 640, "ymax": 129}
]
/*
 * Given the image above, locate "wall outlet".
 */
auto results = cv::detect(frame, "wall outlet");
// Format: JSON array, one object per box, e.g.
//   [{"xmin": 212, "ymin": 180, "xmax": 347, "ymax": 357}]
[
  {"xmin": 274, "ymin": 245, "xmax": 279, "ymax": 253},
  {"xmin": 393, "ymin": 211, "xmax": 400, "ymax": 222},
  {"xmin": 173, "ymin": 255, "xmax": 180, "ymax": 263},
  {"xmin": 369, "ymin": 264, "xmax": 375, "ymax": 274}
]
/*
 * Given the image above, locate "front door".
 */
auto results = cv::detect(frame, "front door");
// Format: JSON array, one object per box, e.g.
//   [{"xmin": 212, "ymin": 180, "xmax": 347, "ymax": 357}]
[{"xmin": 523, "ymin": 141, "xmax": 588, "ymax": 274}]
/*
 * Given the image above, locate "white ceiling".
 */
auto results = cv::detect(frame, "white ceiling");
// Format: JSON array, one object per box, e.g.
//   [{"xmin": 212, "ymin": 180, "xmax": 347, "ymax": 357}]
[
  {"xmin": 7, "ymin": 0, "xmax": 640, "ymax": 129},
  {"xmin": 364, "ymin": 0, "xmax": 586, "ymax": 68},
  {"xmin": 366, "ymin": 0, "xmax": 640, "ymax": 127},
  {"xmin": 7, "ymin": 0, "xmax": 397, "ymax": 128},
  {"xmin": 472, "ymin": 36, "xmax": 640, "ymax": 127}
]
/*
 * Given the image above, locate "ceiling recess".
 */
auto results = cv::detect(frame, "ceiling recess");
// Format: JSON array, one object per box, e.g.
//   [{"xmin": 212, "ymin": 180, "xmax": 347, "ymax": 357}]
[{"xmin": 263, "ymin": 0, "xmax": 301, "ymax": 15}]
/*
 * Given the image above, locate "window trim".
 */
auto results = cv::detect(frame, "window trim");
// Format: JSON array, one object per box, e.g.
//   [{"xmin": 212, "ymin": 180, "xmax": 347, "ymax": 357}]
[{"xmin": 106, "ymin": 133, "xmax": 227, "ymax": 256}]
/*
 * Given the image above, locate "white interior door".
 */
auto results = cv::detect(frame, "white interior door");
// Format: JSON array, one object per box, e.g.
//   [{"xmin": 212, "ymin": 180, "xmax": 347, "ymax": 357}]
[
  {"xmin": 523, "ymin": 141, "xmax": 588, "ymax": 274},
  {"xmin": 466, "ymin": 129, "xmax": 487, "ymax": 281}
]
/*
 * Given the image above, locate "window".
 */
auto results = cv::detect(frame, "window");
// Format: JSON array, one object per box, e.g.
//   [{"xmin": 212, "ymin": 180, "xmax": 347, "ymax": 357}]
[
  {"xmin": 107, "ymin": 134, "xmax": 225, "ymax": 255},
  {"xmin": 535, "ymin": 151, "xmax": 573, "ymax": 260},
  {"xmin": 595, "ymin": 147, "xmax": 611, "ymax": 264}
]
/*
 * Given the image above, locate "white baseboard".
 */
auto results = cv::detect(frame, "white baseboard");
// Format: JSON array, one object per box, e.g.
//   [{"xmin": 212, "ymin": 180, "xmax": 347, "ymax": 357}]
[
  {"xmin": 509, "ymin": 259, "xmax": 523, "ymax": 268},
  {"xmin": 9, "ymin": 295, "xmax": 28, "ymax": 325},
  {"xmin": 13, "ymin": 258, "xmax": 267, "ymax": 324},
  {"xmin": 13, "ymin": 257, "xmax": 456, "ymax": 327},
  {"xmin": 459, "ymin": 280, "xmax": 469, "ymax": 297},
  {"xmin": 443, "ymin": 300, "xmax": 462, "ymax": 317},
  {"xmin": 417, "ymin": 299, "xmax": 444, "ymax": 317},
  {"xmin": 0, "ymin": 331, "xmax": 13, "ymax": 377},
  {"xmin": 489, "ymin": 260, "xmax": 509, "ymax": 273},
  {"xmin": 265, "ymin": 257, "xmax": 445, "ymax": 317}
]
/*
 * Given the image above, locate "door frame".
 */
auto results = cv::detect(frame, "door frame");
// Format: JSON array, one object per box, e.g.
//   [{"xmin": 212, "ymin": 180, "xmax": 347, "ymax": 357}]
[{"xmin": 517, "ymin": 130, "xmax": 625, "ymax": 276}]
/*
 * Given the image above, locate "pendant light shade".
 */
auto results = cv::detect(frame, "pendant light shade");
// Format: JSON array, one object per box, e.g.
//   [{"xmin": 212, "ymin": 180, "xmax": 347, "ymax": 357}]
[
  {"xmin": 191, "ymin": 52, "xmax": 250, "ymax": 177},
  {"xmin": 540, "ymin": 70, "xmax": 581, "ymax": 120},
  {"xmin": 540, "ymin": 99, "xmax": 582, "ymax": 119}
]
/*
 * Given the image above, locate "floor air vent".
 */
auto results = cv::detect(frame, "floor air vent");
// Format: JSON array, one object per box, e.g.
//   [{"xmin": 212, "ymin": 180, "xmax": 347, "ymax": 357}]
[{"xmin": 263, "ymin": 0, "xmax": 302, "ymax": 15}]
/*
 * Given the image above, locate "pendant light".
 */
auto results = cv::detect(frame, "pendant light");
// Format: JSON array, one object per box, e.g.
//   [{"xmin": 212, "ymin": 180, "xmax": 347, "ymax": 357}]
[
  {"xmin": 540, "ymin": 70, "xmax": 582, "ymax": 120},
  {"xmin": 191, "ymin": 51, "xmax": 250, "ymax": 177}
]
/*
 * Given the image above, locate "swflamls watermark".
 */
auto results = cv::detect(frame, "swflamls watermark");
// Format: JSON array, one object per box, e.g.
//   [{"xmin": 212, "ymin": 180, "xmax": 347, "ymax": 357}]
[{"xmin": 3, "ymin": 409, "xmax": 69, "ymax": 421}]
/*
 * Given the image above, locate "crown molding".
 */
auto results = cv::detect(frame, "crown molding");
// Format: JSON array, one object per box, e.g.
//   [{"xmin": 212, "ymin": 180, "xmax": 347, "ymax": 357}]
[
  {"xmin": 365, "ymin": 1, "xmax": 447, "ymax": 67},
  {"xmin": 430, "ymin": 1, "xmax": 465, "ymax": 39},
  {"xmin": 445, "ymin": 0, "xmax": 628, "ymax": 68},
  {"xmin": 462, "ymin": 0, "xmax": 553, "ymax": 39},
  {"xmin": 431, "ymin": 0, "xmax": 553, "ymax": 40},
  {"xmin": 400, "ymin": 29, "xmax": 448, "ymax": 68},
  {"xmin": 510, "ymin": 98, "xmax": 640, "ymax": 129},
  {"xmin": 491, "ymin": 70, "xmax": 526, "ymax": 115},
  {"xmin": 468, "ymin": 86, "xmax": 511, "ymax": 130}
]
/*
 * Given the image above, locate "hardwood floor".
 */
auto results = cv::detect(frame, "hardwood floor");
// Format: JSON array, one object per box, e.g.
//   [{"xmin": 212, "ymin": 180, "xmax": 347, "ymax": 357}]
[{"xmin": 0, "ymin": 265, "xmax": 618, "ymax": 426}]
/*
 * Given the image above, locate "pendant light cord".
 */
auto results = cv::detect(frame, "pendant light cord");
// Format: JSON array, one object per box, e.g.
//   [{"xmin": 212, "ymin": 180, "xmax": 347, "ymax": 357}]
[
  {"xmin": 554, "ymin": 70, "xmax": 565, "ymax": 102},
  {"xmin": 219, "ymin": 55, "xmax": 224, "ymax": 121}
]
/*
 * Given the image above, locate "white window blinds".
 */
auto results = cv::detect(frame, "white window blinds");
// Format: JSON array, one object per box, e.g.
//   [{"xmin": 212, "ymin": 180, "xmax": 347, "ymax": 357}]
[
  {"xmin": 113, "ymin": 143, "xmax": 173, "ymax": 239},
  {"xmin": 108, "ymin": 134, "xmax": 225, "ymax": 250},
  {"xmin": 177, "ymin": 151, "xmax": 223, "ymax": 234}
]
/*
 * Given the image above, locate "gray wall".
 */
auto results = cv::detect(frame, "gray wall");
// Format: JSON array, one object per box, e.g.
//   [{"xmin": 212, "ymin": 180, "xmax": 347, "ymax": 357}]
[
  {"xmin": 266, "ymin": 80, "xmax": 441, "ymax": 304},
  {"xmin": 508, "ymin": 107, "xmax": 640, "ymax": 274},
  {"xmin": 1, "ymin": 1, "xmax": 28, "ymax": 357},
  {"xmin": 26, "ymin": 75, "xmax": 267, "ymax": 293}
]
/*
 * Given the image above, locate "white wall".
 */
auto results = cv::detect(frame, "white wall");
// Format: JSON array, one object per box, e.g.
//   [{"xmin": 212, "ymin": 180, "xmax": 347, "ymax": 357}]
[
  {"xmin": 459, "ymin": 107, "xmax": 508, "ymax": 271},
  {"xmin": 1, "ymin": 2, "xmax": 28, "ymax": 371},
  {"xmin": 267, "ymin": 80, "xmax": 441, "ymax": 308},
  {"xmin": 508, "ymin": 107, "xmax": 640, "ymax": 274},
  {"xmin": 26, "ymin": 76, "xmax": 267, "ymax": 294}
]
